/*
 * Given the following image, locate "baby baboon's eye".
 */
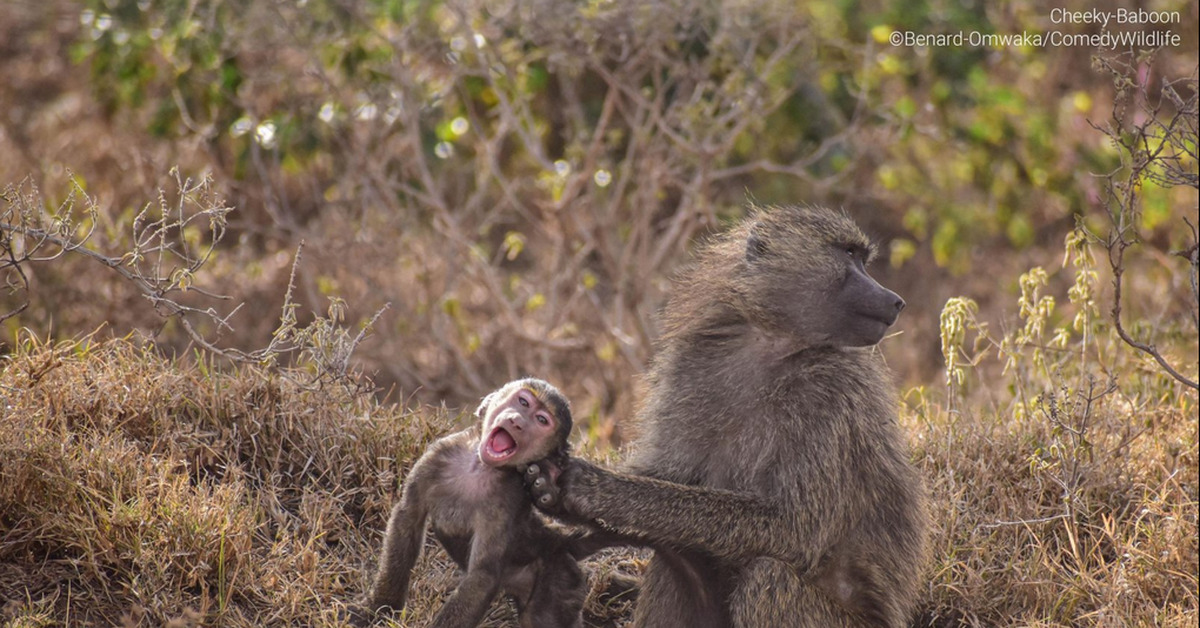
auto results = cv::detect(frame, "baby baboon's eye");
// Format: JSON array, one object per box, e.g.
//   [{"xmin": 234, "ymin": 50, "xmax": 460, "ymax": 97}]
[
  {"xmin": 518, "ymin": 394, "xmax": 530, "ymax": 407},
  {"xmin": 536, "ymin": 414, "xmax": 550, "ymax": 426}
]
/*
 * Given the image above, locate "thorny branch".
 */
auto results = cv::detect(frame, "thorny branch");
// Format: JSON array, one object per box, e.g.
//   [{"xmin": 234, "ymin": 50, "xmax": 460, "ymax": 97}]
[
  {"xmin": 0, "ymin": 170, "xmax": 385, "ymax": 387},
  {"xmin": 1089, "ymin": 54, "xmax": 1199, "ymax": 391},
  {"xmin": 1, "ymin": 169, "xmax": 231, "ymax": 331}
]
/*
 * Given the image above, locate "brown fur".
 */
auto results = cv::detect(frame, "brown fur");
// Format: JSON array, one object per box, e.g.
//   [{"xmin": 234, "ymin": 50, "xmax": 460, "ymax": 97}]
[
  {"xmin": 531, "ymin": 205, "xmax": 929, "ymax": 627},
  {"xmin": 365, "ymin": 378, "xmax": 587, "ymax": 628}
]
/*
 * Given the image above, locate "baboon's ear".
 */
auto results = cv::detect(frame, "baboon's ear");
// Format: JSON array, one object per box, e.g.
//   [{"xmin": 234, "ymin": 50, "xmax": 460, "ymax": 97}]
[
  {"xmin": 475, "ymin": 392, "xmax": 497, "ymax": 420},
  {"xmin": 746, "ymin": 225, "xmax": 768, "ymax": 262}
]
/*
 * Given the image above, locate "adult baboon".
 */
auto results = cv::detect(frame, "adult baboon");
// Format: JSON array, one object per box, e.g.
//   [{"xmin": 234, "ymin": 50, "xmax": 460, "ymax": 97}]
[
  {"xmin": 366, "ymin": 378, "xmax": 587, "ymax": 628},
  {"xmin": 528, "ymin": 205, "xmax": 929, "ymax": 627}
]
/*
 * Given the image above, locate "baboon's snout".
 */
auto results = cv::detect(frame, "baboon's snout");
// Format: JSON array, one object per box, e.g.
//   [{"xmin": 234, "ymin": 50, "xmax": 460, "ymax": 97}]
[
  {"xmin": 875, "ymin": 286, "xmax": 905, "ymax": 325},
  {"xmin": 859, "ymin": 281, "xmax": 904, "ymax": 326}
]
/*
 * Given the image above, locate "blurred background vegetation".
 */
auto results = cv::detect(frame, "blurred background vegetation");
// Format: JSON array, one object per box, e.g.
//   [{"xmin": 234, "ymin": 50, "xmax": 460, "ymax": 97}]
[
  {"xmin": 2, "ymin": 0, "xmax": 1196, "ymax": 416},
  {"xmin": 0, "ymin": 0, "xmax": 1196, "ymax": 625}
]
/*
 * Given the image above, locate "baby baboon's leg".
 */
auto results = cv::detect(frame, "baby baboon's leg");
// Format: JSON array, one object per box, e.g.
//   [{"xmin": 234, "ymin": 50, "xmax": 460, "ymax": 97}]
[{"xmin": 520, "ymin": 554, "xmax": 585, "ymax": 628}]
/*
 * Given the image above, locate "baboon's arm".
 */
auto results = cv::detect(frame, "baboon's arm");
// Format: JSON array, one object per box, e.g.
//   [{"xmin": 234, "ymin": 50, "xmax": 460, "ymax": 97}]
[
  {"xmin": 368, "ymin": 457, "xmax": 434, "ymax": 612},
  {"xmin": 563, "ymin": 526, "xmax": 644, "ymax": 559},
  {"xmin": 530, "ymin": 459, "xmax": 843, "ymax": 569}
]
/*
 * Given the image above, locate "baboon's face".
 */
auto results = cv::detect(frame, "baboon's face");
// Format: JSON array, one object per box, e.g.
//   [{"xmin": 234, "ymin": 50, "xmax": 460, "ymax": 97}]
[
  {"xmin": 819, "ymin": 244, "xmax": 905, "ymax": 346},
  {"xmin": 741, "ymin": 208, "xmax": 905, "ymax": 347},
  {"xmin": 475, "ymin": 379, "xmax": 570, "ymax": 468}
]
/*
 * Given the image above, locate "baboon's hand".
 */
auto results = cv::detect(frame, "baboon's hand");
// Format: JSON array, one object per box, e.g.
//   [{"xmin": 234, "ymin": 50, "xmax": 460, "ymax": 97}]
[{"xmin": 523, "ymin": 459, "xmax": 567, "ymax": 514}]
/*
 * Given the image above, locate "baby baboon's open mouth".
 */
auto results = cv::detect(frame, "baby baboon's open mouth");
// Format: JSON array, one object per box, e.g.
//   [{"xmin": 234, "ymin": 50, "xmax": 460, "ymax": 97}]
[{"xmin": 486, "ymin": 427, "xmax": 518, "ymax": 460}]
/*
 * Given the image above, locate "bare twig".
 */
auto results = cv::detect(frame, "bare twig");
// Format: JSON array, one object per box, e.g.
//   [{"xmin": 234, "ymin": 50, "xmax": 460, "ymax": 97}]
[
  {"xmin": 1, "ymin": 171, "xmax": 233, "ymax": 338},
  {"xmin": 1089, "ymin": 54, "xmax": 1199, "ymax": 390},
  {"xmin": 980, "ymin": 514, "xmax": 1069, "ymax": 529},
  {"xmin": 0, "ymin": 173, "xmax": 384, "ymax": 389}
]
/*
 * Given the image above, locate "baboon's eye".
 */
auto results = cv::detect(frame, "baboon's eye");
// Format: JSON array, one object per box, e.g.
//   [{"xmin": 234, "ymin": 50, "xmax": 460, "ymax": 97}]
[
  {"xmin": 518, "ymin": 394, "xmax": 530, "ymax": 408},
  {"xmin": 536, "ymin": 414, "xmax": 550, "ymax": 426}
]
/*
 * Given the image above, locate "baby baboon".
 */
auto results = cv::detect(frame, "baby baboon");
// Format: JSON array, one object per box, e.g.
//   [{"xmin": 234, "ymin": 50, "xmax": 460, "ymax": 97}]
[
  {"xmin": 366, "ymin": 378, "xmax": 587, "ymax": 628},
  {"xmin": 529, "ymin": 205, "xmax": 929, "ymax": 627}
]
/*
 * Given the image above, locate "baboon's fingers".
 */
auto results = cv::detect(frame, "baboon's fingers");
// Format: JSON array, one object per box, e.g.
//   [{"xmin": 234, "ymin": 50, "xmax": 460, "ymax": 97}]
[
  {"xmin": 522, "ymin": 463, "xmax": 565, "ymax": 512},
  {"xmin": 524, "ymin": 463, "xmax": 542, "ymax": 484}
]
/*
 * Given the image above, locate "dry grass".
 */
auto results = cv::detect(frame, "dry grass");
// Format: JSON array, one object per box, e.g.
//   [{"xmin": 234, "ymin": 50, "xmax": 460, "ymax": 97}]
[
  {"xmin": 910, "ymin": 385, "xmax": 1197, "ymax": 626},
  {"xmin": 0, "ymin": 334, "xmax": 638, "ymax": 627},
  {"xmin": 2, "ymin": 326, "xmax": 1194, "ymax": 627}
]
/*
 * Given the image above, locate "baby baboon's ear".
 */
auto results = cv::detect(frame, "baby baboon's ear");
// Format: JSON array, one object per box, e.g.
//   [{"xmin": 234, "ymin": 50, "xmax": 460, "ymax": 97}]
[{"xmin": 475, "ymin": 392, "xmax": 497, "ymax": 420}]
